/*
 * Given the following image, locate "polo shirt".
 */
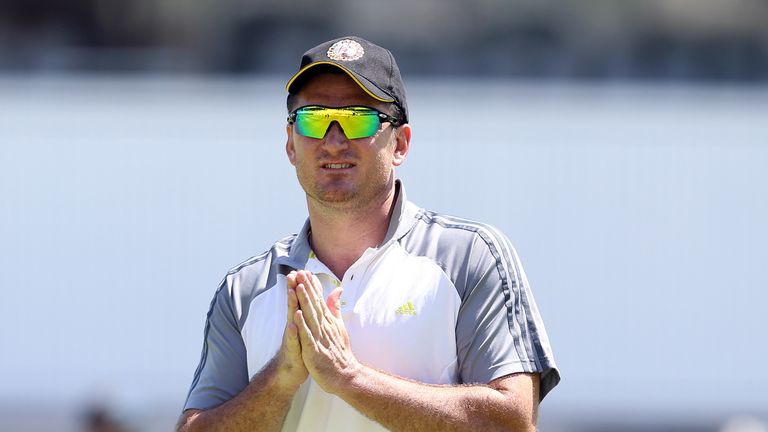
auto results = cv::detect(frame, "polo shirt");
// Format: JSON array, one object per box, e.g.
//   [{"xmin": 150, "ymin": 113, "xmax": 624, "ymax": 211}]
[{"xmin": 184, "ymin": 180, "xmax": 560, "ymax": 431}]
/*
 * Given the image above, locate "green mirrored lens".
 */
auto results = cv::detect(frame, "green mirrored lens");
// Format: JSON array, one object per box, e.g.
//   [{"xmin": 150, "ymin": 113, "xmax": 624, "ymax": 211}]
[
  {"xmin": 295, "ymin": 107, "xmax": 331, "ymax": 139},
  {"xmin": 338, "ymin": 108, "xmax": 380, "ymax": 139},
  {"xmin": 294, "ymin": 106, "xmax": 382, "ymax": 139}
]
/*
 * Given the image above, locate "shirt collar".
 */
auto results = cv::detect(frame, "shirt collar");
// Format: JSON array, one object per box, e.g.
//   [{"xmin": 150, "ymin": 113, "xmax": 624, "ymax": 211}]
[
  {"xmin": 382, "ymin": 179, "xmax": 421, "ymax": 246},
  {"xmin": 276, "ymin": 179, "xmax": 420, "ymax": 270}
]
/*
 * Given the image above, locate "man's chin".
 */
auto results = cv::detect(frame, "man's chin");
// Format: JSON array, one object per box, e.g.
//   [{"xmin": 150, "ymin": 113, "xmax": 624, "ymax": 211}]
[{"xmin": 311, "ymin": 188, "xmax": 357, "ymax": 205}]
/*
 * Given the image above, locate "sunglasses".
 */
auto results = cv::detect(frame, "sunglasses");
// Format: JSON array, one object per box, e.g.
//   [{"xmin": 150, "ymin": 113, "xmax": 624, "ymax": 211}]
[{"xmin": 288, "ymin": 105, "xmax": 402, "ymax": 140}]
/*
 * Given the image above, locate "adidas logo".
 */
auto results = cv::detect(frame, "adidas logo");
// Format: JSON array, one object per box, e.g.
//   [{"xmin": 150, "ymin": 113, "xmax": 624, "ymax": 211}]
[{"xmin": 395, "ymin": 301, "xmax": 417, "ymax": 316}]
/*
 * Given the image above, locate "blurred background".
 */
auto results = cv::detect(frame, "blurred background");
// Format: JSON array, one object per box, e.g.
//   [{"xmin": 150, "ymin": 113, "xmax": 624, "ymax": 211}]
[
  {"xmin": 1, "ymin": 1, "xmax": 767, "ymax": 431},
  {"xmin": 2, "ymin": 0, "xmax": 768, "ymax": 79}
]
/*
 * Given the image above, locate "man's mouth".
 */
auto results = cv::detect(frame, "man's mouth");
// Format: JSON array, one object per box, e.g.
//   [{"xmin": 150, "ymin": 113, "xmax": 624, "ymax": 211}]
[{"xmin": 322, "ymin": 163, "xmax": 354, "ymax": 169}]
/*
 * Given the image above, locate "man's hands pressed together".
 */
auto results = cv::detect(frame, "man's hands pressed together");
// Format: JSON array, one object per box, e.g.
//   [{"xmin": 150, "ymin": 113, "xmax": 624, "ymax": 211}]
[
  {"xmin": 283, "ymin": 270, "xmax": 539, "ymax": 432},
  {"xmin": 288, "ymin": 270, "xmax": 360, "ymax": 395}
]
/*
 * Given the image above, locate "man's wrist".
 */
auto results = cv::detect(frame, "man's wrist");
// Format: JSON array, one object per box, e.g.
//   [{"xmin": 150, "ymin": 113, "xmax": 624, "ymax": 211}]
[
  {"xmin": 328, "ymin": 359, "xmax": 366, "ymax": 398},
  {"xmin": 254, "ymin": 354, "xmax": 306, "ymax": 395},
  {"xmin": 276, "ymin": 363, "xmax": 307, "ymax": 393}
]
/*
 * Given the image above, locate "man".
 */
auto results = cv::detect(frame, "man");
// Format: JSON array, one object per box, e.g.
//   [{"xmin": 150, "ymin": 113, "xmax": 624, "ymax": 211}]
[{"xmin": 178, "ymin": 36, "xmax": 559, "ymax": 432}]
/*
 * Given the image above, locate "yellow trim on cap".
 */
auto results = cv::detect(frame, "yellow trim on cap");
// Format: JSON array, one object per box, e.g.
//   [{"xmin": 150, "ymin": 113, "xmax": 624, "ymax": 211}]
[{"xmin": 285, "ymin": 62, "xmax": 395, "ymax": 103}]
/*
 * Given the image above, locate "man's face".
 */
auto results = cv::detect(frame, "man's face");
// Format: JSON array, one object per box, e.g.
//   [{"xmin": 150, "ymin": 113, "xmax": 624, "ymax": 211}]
[{"xmin": 286, "ymin": 73, "xmax": 410, "ymax": 210}]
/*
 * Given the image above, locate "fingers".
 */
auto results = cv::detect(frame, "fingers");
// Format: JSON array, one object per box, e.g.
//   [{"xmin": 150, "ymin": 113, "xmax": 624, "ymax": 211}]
[
  {"xmin": 294, "ymin": 271, "xmax": 325, "ymax": 334},
  {"xmin": 286, "ymin": 270, "xmax": 297, "ymax": 288},
  {"xmin": 327, "ymin": 287, "xmax": 344, "ymax": 319},
  {"xmin": 298, "ymin": 271, "xmax": 323, "ymax": 307},
  {"xmin": 283, "ymin": 272, "xmax": 303, "ymax": 360},
  {"xmin": 294, "ymin": 309, "xmax": 317, "ymax": 351},
  {"xmin": 292, "ymin": 270, "xmax": 346, "ymax": 340},
  {"xmin": 286, "ymin": 270, "xmax": 300, "ymax": 328},
  {"xmin": 287, "ymin": 278, "xmax": 299, "ymax": 321},
  {"xmin": 284, "ymin": 322, "xmax": 301, "ymax": 357},
  {"xmin": 296, "ymin": 283, "xmax": 321, "ymax": 336},
  {"xmin": 310, "ymin": 273, "xmax": 334, "ymax": 316}
]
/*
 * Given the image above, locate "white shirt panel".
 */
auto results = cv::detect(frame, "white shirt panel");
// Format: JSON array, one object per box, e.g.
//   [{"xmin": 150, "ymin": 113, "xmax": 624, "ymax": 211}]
[
  {"xmin": 243, "ymin": 274, "xmax": 287, "ymax": 379},
  {"xmin": 343, "ymin": 242, "xmax": 461, "ymax": 384}
]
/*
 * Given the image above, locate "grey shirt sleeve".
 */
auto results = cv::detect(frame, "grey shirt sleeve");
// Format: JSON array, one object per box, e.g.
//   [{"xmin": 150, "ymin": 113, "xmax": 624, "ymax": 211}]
[
  {"xmin": 455, "ymin": 229, "xmax": 560, "ymax": 400},
  {"xmin": 183, "ymin": 278, "xmax": 250, "ymax": 411}
]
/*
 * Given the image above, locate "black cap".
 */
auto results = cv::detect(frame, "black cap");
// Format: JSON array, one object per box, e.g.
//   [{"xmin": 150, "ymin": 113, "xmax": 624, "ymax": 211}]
[{"xmin": 286, "ymin": 36, "xmax": 408, "ymax": 123}]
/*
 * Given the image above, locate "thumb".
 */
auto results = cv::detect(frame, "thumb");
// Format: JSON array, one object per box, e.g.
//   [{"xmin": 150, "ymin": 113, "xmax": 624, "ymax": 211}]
[{"xmin": 327, "ymin": 287, "xmax": 344, "ymax": 318}]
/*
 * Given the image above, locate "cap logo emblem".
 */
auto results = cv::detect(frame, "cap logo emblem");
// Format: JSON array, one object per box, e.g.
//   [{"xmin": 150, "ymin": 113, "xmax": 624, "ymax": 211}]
[{"xmin": 327, "ymin": 39, "xmax": 365, "ymax": 62}]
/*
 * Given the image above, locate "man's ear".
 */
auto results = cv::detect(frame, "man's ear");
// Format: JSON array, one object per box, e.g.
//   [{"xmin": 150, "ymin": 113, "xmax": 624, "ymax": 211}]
[
  {"xmin": 392, "ymin": 124, "xmax": 411, "ymax": 167},
  {"xmin": 286, "ymin": 124, "xmax": 297, "ymax": 166}
]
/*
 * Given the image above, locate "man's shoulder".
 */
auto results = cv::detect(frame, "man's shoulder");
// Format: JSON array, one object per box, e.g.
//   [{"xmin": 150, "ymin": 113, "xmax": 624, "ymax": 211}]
[
  {"xmin": 225, "ymin": 233, "xmax": 297, "ymax": 279},
  {"xmin": 407, "ymin": 206, "xmax": 513, "ymax": 248},
  {"xmin": 403, "ymin": 205, "xmax": 518, "ymax": 267},
  {"xmin": 401, "ymin": 205, "xmax": 523, "ymax": 294},
  {"xmin": 209, "ymin": 233, "xmax": 299, "ymax": 316}
]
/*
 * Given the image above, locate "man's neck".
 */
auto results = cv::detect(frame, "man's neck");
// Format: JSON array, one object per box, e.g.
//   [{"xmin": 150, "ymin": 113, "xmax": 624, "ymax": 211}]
[{"xmin": 307, "ymin": 185, "xmax": 398, "ymax": 279}]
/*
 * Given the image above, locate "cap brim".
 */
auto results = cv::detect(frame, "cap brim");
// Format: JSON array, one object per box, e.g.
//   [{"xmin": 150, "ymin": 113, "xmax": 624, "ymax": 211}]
[{"xmin": 285, "ymin": 62, "xmax": 395, "ymax": 103}]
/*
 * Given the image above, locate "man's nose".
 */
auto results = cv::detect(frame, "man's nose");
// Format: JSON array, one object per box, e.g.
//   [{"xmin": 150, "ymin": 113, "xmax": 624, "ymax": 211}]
[{"xmin": 321, "ymin": 121, "xmax": 349, "ymax": 150}]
